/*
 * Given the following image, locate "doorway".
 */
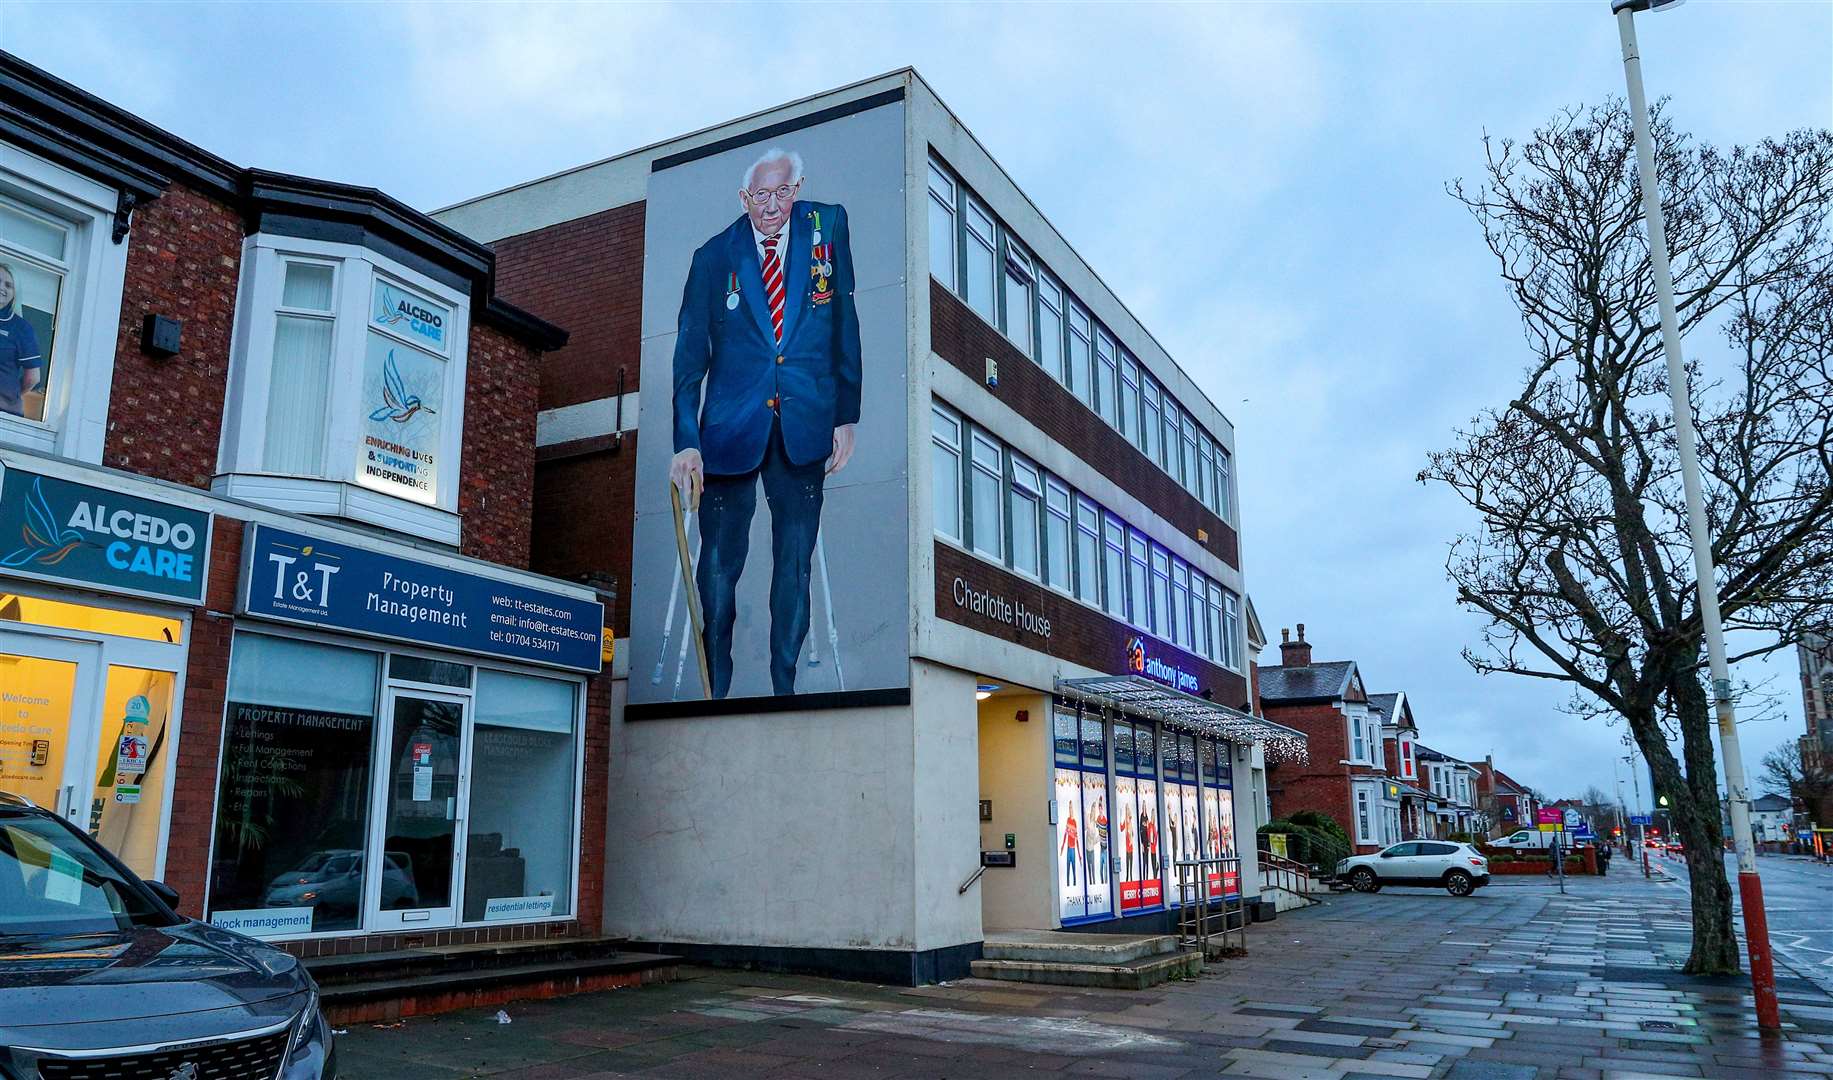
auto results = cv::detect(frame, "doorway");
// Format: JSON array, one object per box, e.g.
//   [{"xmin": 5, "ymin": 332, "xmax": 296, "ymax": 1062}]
[{"xmin": 366, "ymin": 687, "xmax": 470, "ymax": 930}]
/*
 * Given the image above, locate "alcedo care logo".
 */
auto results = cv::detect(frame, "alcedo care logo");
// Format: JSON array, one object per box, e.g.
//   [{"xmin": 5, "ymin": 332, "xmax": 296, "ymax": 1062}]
[
  {"xmin": 373, "ymin": 281, "xmax": 446, "ymax": 351},
  {"xmin": 2, "ymin": 475, "xmax": 199, "ymax": 585},
  {"xmin": 369, "ymin": 350, "xmax": 436, "ymax": 424}
]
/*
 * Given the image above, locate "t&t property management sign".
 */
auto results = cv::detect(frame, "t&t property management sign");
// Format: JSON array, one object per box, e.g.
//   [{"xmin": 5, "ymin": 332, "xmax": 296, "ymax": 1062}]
[{"xmin": 239, "ymin": 524, "xmax": 603, "ymax": 672}]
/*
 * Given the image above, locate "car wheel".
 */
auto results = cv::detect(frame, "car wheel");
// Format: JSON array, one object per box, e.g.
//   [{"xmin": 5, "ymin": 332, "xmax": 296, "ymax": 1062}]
[
  {"xmin": 1445, "ymin": 870, "xmax": 1474, "ymax": 896},
  {"xmin": 1350, "ymin": 868, "xmax": 1379, "ymax": 893}
]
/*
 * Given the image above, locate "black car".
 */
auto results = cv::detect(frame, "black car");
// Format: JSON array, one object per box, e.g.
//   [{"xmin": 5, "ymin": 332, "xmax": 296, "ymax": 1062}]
[{"xmin": 0, "ymin": 792, "xmax": 335, "ymax": 1079}]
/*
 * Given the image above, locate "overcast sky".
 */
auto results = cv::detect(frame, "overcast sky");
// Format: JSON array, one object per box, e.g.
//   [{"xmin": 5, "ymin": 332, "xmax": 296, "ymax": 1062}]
[{"xmin": 7, "ymin": 1, "xmax": 1828, "ymax": 809}]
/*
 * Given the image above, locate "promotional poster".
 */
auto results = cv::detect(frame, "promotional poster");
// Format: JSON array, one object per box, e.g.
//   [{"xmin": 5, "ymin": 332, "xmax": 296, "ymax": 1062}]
[
  {"xmin": 1055, "ymin": 770, "xmax": 1084, "ymax": 920},
  {"xmin": 628, "ymin": 101, "xmax": 909, "ymax": 707},
  {"xmin": 1082, "ymin": 770, "xmax": 1112, "ymax": 917}
]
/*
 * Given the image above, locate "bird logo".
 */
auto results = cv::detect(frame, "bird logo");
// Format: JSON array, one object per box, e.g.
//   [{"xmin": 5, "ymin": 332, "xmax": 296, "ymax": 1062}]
[
  {"xmin": 2, "ymin": 477, "xmax": 85, "ymax": 568},
  {"xmin": 369, "ymin": 349, "xmax": 436, "ymax": 423}
]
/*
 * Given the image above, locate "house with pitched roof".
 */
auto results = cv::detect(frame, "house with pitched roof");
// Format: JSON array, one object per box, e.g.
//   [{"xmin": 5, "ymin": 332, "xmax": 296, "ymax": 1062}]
[{"xmin": 1476, "ymin": 757, "xmax": 1537, "ymax": 837}]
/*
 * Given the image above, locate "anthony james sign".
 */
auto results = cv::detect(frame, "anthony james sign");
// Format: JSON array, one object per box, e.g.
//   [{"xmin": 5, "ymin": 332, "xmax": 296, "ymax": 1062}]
[
  {"xmin": 0, "ymin": 466, "xmax": 211, "ymax": 604},
  {"xmin": 950, "ymin": 576, "xmax": 1051, "ymax": 640},
  {"xmin": 240, "ymin": 524, "xmax": 602, "ymax": 672}
]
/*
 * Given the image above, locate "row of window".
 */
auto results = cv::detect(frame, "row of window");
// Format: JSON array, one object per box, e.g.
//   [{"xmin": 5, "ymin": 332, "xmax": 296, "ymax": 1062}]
[
  {"xmin": 1348, "ymin": 709, "xmax": 1384, "ymax": 767},
  {"xmin": 1428, "ymin": 764, "xmax": 1472, "ymax": 805},
  {"xmin": 932, "ymin": 401, "xmax": 1242, "ymax": 671},
  {"xmin": 927, "ymin": 157, "xmax": 1233, "ymax": 524}
]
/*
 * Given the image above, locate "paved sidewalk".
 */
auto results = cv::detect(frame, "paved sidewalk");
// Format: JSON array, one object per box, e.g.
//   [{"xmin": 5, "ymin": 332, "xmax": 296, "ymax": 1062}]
[{"xmin": 338, "ymin": 871, "xmax": 1833, "ymax": 1078}]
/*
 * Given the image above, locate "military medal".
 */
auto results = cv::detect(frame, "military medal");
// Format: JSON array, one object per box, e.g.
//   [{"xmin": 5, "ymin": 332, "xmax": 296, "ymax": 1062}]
[
  {"xmin": 808, "ymin": 208, "xmax": 822, "ymax": 246},
  {"xmin": 725, "ymin": 270, "xmax": 740, "ymax": 310}
]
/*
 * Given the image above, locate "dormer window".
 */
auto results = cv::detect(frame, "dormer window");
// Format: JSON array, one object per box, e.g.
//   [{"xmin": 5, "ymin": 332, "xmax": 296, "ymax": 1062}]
[{"xmin": 217, "ymin": 235, "xmax": 469, "ymax": 544}]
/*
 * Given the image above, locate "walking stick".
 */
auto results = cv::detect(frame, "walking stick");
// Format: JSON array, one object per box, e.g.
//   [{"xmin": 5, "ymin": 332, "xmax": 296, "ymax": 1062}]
[
  {"xmin": 670, "ymin": 482, "xmax": 712, "ymax": 699},
  {"xmin": 652, "ymin": 514, "xmax": 686, "ymax": 685},
  {"xmin": 813, "ymin": 527, "xmax": 844, "ymax": 690}
]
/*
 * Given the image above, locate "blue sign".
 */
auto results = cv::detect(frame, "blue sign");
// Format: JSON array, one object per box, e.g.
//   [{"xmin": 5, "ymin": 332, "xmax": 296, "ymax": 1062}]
[
  {"xmin": 0, "ymin": 466, "xmax": 212, "ymax": 604},
  {"xmin": 1631, "ymin": 814, "xmax": 1652, "ymax": 825},
  {"xmin": 240, "ymin": 524, "xmax": 602, "ymax": 673}
]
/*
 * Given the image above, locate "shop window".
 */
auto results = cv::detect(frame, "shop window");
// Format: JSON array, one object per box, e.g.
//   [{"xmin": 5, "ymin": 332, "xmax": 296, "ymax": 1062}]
[
  {"xmin": 389, "ymin": 653, "xmax": 472, "ymax": 688},
  {"xmin": 962, "ymin": 196, "xmax": 998, "ymax": 324},
  {"xmin": 1001, "ymin": 239, "xmax": 1033, "ymax": 356},
  {"xmin": 1094, "ymin": 329, "xmax": 1118, "ymax": 429},
  {"xmin": 1009, "ymin": 456, "xmax": 1042, "ymax": 580},
  {"xmin": 209, "ymin": 634, "xmax": 380, "ymax": 935},
  {"xmin": 931, "ymin": 405, "xmax": 963, "ymax": 541},
  {"xmin": 0, "ymin": 592, "xmax": 182, "ymax": 645},
  {"xmin": 1066, "ymin": 301, "xmax": 1092, "ymax": 406},
  {"xmin": 926, "ymin": 159, "xmax": 956, "ymax": 291},
  {"xmin": 969, "ymin": 432, "xmax": 1004, "ymax": 561},
  {"xmin": 1073, "ymin": 496, "xmax": 1100, "ymax": 607},
  {"xmin": 1101, "ymin": 513, "xmax": 1127, "ymax": 620},
  {"xmin": 217, "ymin": 237, "xmax": 469, "ymax": 543},
  {"xmin": 1037, "ymin": 274, "xmax": 1065, "ymax": 384},
  {"xmin": 1043, "ymin": 478, "xmax": 1071, "ymax": 593},
  {"xmin": 87, "ymin": 667, "xmax": 176, "ymax": 880},
  {"xmin": 1120, "ymin": 354, "xmax": 1142, "ymax": 450},
  {"xmin": 464, "ymin": 670, "xmax": 577, "ymax": 921}
]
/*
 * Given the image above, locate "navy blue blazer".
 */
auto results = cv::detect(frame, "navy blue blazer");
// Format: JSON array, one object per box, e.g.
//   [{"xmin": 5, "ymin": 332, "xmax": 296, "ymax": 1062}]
[{"xmin": 670, "ymin": 200, "xmax": 863, "ymax": 475}]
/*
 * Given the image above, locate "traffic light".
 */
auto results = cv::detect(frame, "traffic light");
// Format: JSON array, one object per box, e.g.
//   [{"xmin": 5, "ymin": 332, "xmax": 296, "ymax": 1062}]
[{"xmin": 1613, "ymin": 827, "xmax": 1623, "ymax": 836}]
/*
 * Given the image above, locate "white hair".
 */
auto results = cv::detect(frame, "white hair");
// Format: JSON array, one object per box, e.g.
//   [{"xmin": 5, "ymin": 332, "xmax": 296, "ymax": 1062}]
[{"xmin": 741, "ymin": 147, "xmax": 804, "ymax": 192}]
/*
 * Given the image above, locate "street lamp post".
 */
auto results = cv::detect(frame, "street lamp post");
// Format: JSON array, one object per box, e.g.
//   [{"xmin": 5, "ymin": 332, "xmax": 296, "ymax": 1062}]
[{"xmin": 1610, "ymin": 0, "xmax": 1780, "ymax": 1032}]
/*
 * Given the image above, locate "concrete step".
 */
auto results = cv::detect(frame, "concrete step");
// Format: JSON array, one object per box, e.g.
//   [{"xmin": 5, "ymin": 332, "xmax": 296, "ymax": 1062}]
[
  {"xmin": 981, "ymin": 931, "xmax": 1177, "ymax": 966},
  {"xmin": 969, "ymin": 948, "xmax": 1201, "ymax": 990}
]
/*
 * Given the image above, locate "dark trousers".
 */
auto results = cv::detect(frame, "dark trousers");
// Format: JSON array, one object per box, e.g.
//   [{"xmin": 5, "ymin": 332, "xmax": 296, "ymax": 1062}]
[{"xmin": 697, "ymin": 425, "xmax": 825, "ymax": 697}]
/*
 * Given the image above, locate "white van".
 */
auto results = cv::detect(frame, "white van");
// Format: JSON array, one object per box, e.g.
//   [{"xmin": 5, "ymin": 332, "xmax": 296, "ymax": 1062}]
[{"xmin": 1488, "ymin": 829, "xmax": 1561, "ymax": 850}]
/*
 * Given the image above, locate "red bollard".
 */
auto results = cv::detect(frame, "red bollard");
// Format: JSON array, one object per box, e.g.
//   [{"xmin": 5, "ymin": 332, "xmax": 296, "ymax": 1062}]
[{"xmin": 1739, "ymin": 871, "xmax": 1781, "ymax": 1031}]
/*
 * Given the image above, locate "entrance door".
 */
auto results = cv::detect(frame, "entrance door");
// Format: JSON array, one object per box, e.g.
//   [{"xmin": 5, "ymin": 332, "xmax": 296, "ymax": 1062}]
[
  {"xmin": 367, "ymin": 688, "xmax": 469, "ymax": 930},
  {"xmin": 0, "ymin": 630, "xmax": 101, "ymax": 826}
]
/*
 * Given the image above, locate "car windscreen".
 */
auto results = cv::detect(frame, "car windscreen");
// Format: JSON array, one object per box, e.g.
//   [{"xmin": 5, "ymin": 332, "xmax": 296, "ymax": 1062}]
[{"xmin": 0, "ymin": 814, "xmax": 175, "ymax": 936}]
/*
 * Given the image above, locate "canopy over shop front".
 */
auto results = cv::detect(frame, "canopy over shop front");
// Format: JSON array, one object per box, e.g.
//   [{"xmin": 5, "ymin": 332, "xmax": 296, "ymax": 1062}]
[{"xmin": 1055, "ymin": 675, "xmax": 1309, "ymax": 764}]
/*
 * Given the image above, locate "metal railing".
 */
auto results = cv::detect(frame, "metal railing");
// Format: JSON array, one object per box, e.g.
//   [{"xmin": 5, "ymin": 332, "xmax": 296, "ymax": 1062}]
[
  {"xmin": 1174, "ymin": 856, "xmax": 1246, "ymax": 959},
  {"xmin": 1258, "ymin": 851, "xmax": 1319, "ymax": 901}
]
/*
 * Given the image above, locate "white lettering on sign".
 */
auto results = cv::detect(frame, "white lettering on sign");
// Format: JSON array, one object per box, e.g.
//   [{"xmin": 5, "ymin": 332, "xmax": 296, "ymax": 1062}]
[{"xmin": 950, "ymin": 577, "xmax": 1051, "ymax": 639}]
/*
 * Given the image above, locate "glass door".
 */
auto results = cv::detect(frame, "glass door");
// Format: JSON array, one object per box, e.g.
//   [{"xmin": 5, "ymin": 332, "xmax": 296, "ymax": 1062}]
[
  {"xmin": 367, "ymin": 687, "xmax": 469, "ymax": 930},
  {"xmin": 0, "ymin": 630, "xmax": 100, "ymax": 826}
]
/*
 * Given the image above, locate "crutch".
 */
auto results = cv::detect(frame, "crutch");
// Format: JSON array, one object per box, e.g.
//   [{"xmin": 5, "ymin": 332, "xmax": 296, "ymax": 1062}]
[
  {"xmin": 670, "ymin": 483, "xmax": 712, "ymax": 699},
  {"xmin": 813, "ymin": 527, "xmax": 844, "ymax": 690},
  {"xmin": 652, "ymin": 511, "xmax": 688, "ymax": 685}
]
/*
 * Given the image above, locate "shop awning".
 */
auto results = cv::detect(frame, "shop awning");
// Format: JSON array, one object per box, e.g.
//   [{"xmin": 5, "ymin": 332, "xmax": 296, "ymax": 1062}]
[{"xmin": 1054, "ymin": 675, "xmax": 1309, "ymax": 764}]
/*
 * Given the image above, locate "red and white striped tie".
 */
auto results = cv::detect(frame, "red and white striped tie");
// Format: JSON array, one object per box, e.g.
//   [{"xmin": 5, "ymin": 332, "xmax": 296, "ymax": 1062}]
[{"xmin": 761, "ymin": 233, "xmax": 785, "ymax": 344}]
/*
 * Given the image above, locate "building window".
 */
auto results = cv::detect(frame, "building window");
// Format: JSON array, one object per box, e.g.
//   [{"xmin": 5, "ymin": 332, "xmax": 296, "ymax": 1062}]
[
  {"xmin": 1216, "ymin": 444, "xmax": 1233, "ymax": 522},
  {"xmin": 1191, "ymin": 571, "xmax": 1212, "ymax": 660},
  {"xmin": 0, "ymin": 199, "xmax": 66, "ymax": 425},
  {"xmin": 1073, "ymin": 495, "xmax": 1100, "ymax": 607},
  {"xmin": 1149, "ymin": 547, "xmax": 1171, "ymax": 639},
  {"xmin": 1169, "ymin": 561, "xmax": 1189, "ymax": 650},
  {"xmin": 1009, "ymin": 455, "xmax": 1042, "ymax": 579},
  {"xmin": 1221, "ymin": 588, "xmax": 1241, "ymax": 670},
  {"xmin": 1120, "ymin": 354, "xmax": 1142, "ymax": 450},
  {"xmin": 1037, "ymin": 273, "xmax": 1065, "ymax": 385},
  {"xmin": 1044, "ymin": 477, "xmax": 1071, "ymax": 592},
  {"xmin": 1196, "ymin": 437, "xmax": 1213, "ymax": 512},
  {"xmin": 970, "ymin": 431, "xmax": 1004, "ymax": 560},
  {"xmin": 1356, "ymin": 788, "xmax": 1373, "ymax": 844},
  {"xmin": 464, "ymin": 670, "xmax": 578, "ymax": 921},
  {"xmin": 1180, "ymin": 409, "xmax": 1199, "ymax": 492},
  {"xmin": 930, "ymin": 405, "xmax": 962, "ymax": 541},
  {"xmin": 1351, "ymin": 714, "xmax": 1367, "ymax": 762},
  {"xmin": 927, "ymin": 159, "xmax": 957, "ymax": 291},
  {"xmin": 1066, "ymin": 300, "xmax": 1092, "ymax": 407},
  {"xmin": 1101, "ymin": 514, "xmax": 1127, "ymax": 620},
  {"xmin": 1002, "ymin": 238, "xmax": 1033, "ymax": 357},
  {"xmin": 1154, "ymin": 384, "xmax": 1175, "ymax": 472},
  {"xmin": 1094, "ymin": 329, "xmax": 1119, "ymax": 429},
  {"xmin": 963, "ymin": 195, "xmax": 998, "ymax": 324},
  {"xmin": 1141, "ymin": 376, "xmax": 1161, "ymax": 466},
  {"xmin": 265, "ymin": 259, "xmax": 337, "ymax": 474},
  {"xmin": 1127, "ymin": 530, "xmax": 1150, "ymax": 629}
]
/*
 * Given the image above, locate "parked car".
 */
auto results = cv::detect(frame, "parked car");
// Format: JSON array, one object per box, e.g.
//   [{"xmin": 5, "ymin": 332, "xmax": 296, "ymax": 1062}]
[
  {"xmin": 1488, "ymin": 829, "xmax": 1559, "ymax": 851},
  {"xmin": 1338, "ymin": 841, "xmax": 1491, "ymax": 896},
  {"xmin": 262, "ymin": 848, "xmax": 418, "ymax": 917},
  {"xmin": 0, "ymin": 791, "xmax": 336, "ymax": 1079}
]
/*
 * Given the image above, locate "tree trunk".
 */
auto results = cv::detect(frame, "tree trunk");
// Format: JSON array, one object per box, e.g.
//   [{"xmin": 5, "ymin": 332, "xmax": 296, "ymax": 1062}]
[{"xmin": 1671, "ymin": 672, "xmax": 1741, "ymax": 975}]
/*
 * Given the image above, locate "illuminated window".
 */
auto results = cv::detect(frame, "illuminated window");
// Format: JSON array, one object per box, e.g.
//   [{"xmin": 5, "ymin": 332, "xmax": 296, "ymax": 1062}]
[{"xmin": 0, "ymin": 593, "xmax": 183, "ymax": 644}]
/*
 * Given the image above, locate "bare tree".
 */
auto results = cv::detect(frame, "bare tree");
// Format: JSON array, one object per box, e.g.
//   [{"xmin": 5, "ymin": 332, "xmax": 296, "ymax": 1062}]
[
  {"xmin": 1761, "ymin": 741, "xmax": 1833, "ymax": 805},
  {"xmin": 1424, "ymin": 100, "xmax": 1833, "ymax": 974}
]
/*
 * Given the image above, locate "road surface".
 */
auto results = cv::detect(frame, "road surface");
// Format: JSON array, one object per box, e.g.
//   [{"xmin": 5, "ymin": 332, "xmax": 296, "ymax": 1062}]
[{"xmin": 1696, "ymin": 849, "xmax": 1833, "ymax": 993}]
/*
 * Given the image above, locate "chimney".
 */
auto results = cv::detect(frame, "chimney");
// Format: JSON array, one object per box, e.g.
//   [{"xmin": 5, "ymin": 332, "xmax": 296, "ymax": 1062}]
[{"xmin": 1279, "ymin": 623, "xmax": 1312, "ymax": 668}]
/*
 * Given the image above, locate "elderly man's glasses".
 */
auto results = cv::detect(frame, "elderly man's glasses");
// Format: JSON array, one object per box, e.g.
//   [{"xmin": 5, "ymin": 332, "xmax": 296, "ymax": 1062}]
[{"xmin": 744, "ymin": 183, "xmax": 800, "ymax": 205}]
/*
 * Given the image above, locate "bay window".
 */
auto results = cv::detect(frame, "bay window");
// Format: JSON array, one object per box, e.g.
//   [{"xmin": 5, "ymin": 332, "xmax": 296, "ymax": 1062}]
[{"xmin": 217, "ymin": 236, "xmax": 470, "ymax": 544}]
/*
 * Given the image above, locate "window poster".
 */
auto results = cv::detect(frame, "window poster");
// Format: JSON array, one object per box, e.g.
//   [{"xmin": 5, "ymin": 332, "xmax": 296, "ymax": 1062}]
[
  {"xmin": 629, "ymin": 99, "xmax": 908, "ymax": 707},
  {"xmin": 1081, "ymin": 771, "xmax": 1112, "ymax": 917},
  {"xmin": 1167, "ymin": 782, "xmax": 1201, "ymax": 907},
  {"xmin": 1136, "ymin": 776, "xmax": 1162, "ymax": 909},
  {"xmin": 1115, "ymin": 774, "xmax": 1141, "ymax": 912},
  {"xmin": 1054, "ymin": 770, "xmax": 1085, "ymax": 922},
  {"xmin": 1217, "ymin": 788, "xmax": 1239, "ymax": 898},
  {"xmin": 357, "ymin": 331, "xmax": 445, "ymax": 505},
  {"xmin": 1202, "ymin": 787, "xmax": 1224, "ymax": 900}
]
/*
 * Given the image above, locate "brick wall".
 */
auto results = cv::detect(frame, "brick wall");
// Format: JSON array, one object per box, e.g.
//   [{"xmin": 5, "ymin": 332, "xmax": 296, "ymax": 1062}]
[
  {"xmin": 930, "ymin": 280, "xmax": 1239, "ymax": 570},
  {"xmin": 935, "ymin": 541, "xmax": 1249, "ymax": 710},
  {"xmin": 492, "ymin": 202, "xmax": 646, "ymax": 410},
  {"xmin": 1263, "ymin": 699, "xmax": 1361, "ymax": 841},
  {"xmin": 531, "ymin": 434, "xmax": 638, "ymax": 637},
  {"xmin": 104, "ymin": 182, "xmax": 244, "ymax": 488},
  {"xmin": 458, "ymin": 322, "xmax": 542, "ymax": 568}
]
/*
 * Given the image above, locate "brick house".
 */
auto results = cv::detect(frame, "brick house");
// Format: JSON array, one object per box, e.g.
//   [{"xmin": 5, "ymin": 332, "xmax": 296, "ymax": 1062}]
[
  {"xmin": 1475, "ymin": 757, "xmax": 1537, "ymax": 837},
  {"xmin": 0, "ymin": 52, "xmax": 623, "ymax": 981},
  {"xmin": 1416, "ymin": 744, "xmax": 1482, "ymax": 836},
  {"xmin": 1260, "ymin": 625, "xmax": 1398, "ymax": 853},
  {"xmin": 1375, "ymin": 692, "xmax": 1437, "ymax": 841}
]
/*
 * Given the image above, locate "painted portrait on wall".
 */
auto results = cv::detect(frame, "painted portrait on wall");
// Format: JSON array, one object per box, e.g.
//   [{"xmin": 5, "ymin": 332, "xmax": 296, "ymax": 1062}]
[{"xmin": 629, "ymin": 100, "xmax": 908, "ymax": 708}]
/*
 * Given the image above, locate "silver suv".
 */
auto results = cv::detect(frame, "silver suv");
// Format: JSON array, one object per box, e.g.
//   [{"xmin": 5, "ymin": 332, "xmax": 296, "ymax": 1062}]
[{"xmin": 1337, "ymin": 840, "xmax": 1491, "ymax": 896}]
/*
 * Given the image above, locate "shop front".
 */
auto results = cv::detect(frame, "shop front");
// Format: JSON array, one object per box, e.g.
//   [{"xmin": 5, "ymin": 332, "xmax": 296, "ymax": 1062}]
[
  {"xmin": 0, "ymin": 462, "xmax": 210, "ymax": 881},
  {"xmin": 202, "ymin": 523, "xmax": 604, "ymax": 941}
]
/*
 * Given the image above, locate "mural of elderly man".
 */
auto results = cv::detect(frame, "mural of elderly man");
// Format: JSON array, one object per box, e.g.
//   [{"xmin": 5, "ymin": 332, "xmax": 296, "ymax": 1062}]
[{"xmin": 667, "ymin": 147, "xmax": 862, "ymax": 698}]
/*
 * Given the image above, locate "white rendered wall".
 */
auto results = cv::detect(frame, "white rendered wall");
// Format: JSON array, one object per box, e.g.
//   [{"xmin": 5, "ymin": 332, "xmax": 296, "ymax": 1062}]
[{"xmin": 910, "ymin": 660, "xmax": 988, "ymax": 950}]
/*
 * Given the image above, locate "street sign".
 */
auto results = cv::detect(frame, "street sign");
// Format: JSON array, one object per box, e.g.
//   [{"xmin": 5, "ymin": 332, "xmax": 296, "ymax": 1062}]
[
  {"xmin": 1562, "ymin": 808, "xmax": 1582, "ymax": 829},
  {"xmin": 1536, "ymin": 807, "xmax": 1564, "ymax": 832},
  {"xmin": 1631, "ymin": 814, "xmax": 1652, "ymax": 825}
]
